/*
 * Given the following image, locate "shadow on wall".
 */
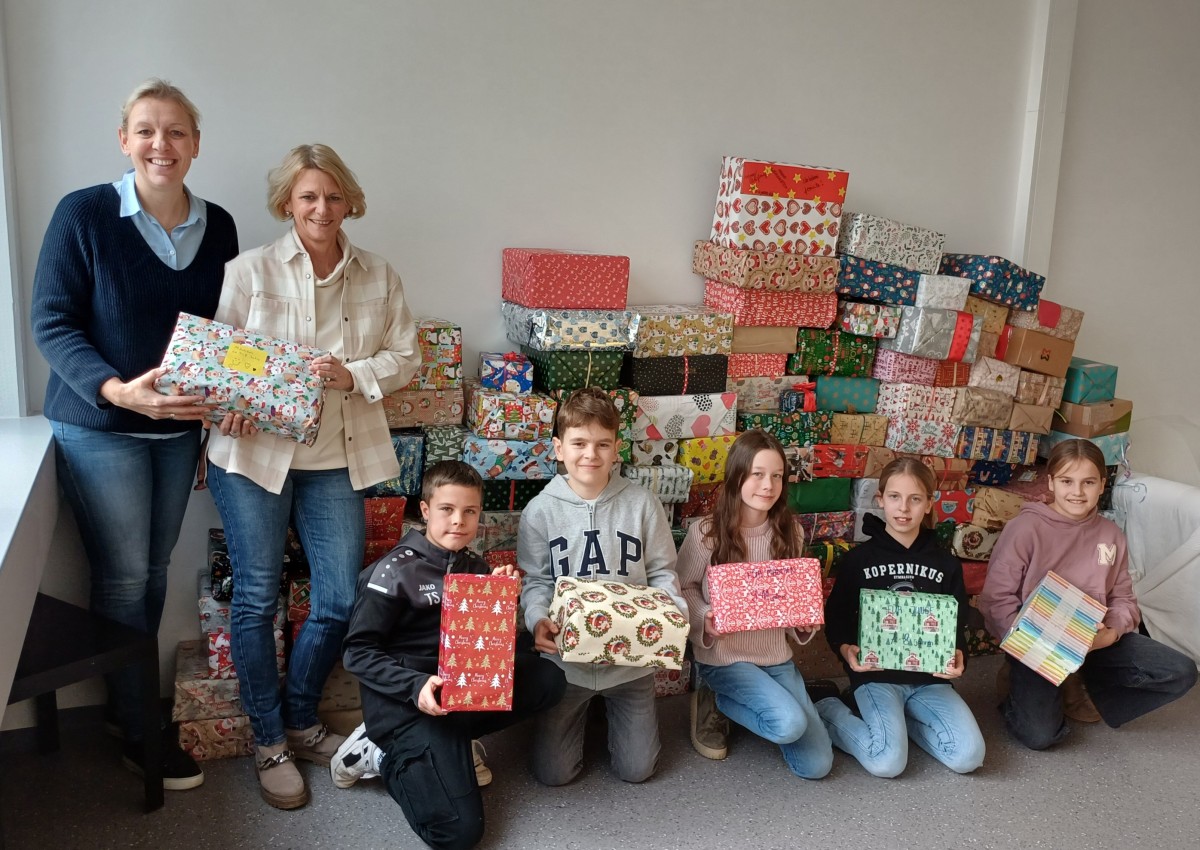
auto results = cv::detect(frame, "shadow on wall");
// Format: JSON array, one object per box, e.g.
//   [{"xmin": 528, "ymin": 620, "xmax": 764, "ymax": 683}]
[{"xmin": 1130, "ymin": 416, "xmax": 1200, "ymax": 488}]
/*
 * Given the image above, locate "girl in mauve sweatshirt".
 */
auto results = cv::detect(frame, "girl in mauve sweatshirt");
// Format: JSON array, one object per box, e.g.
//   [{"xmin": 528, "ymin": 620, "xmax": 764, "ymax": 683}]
[{"xmin": 979, "ymin": 438, "xmax": 1197, "ymax": 750}]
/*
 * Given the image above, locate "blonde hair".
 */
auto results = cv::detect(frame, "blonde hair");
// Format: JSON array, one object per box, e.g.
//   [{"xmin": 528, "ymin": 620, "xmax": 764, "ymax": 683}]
[
  {"xmin": 877, "ymin": 457, "xmax": 939, "ymax": 529},
  {"xmin": 266, "ymin": 144, "xmax": 367, "ymax": 220},
  {"xmin": 121, "ymin": 78, "xmax": 200, "ymax": 133}
]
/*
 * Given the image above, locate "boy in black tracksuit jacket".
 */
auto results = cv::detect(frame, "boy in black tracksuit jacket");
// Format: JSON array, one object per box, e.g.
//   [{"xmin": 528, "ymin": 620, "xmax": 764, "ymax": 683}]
[{"xmin": 338, "ymin": 462, "xmax": 565, "ymax": 850}]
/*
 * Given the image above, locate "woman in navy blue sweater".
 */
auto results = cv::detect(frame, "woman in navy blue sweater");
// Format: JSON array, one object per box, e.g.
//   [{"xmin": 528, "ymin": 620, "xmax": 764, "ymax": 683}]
[{"xmin": 30, "ymin": 78, "xmax": 238, "ymax": 791}]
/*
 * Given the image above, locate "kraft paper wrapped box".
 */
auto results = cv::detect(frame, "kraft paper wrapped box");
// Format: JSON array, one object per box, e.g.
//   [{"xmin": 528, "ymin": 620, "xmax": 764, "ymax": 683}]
[
  {"xmin": 1062, "ymin": 357, "xmax": 1118, "ymax": 404},
  {"xmin": 364, "ymin": 497, "xmax": 408, "ymax": 541},
  {"xmin": 628, "ymin": 304, "xmax": 734, "ymax": 358},
  {"xmin": 1015, "ymin": 370, "xmax": 1066, "ymax": 407},
  {"xmin": 951, "ymin": 387, "xmax": 1015, "ymax": 429},
  {"xmin": 884, "ymin": 418, "xmax": 962, "ymax": 458},
  {"xmin": 863, "ymin": 446, "xmax": 897, "ymax": 478},
  {"xmin": 704, "ymin": 281, "xmax": 837, "ymax": 328},
  {"xmin": 179, "ymin": 714, "xmax": 254, "ymax": 761},
  {"xmin": 962, "ymin": 295, "xmax": 1010, "ymax": 335},
  {"xmin": 632, "ymin": 393, "xmax": 738, "ymax": 440},
  {"xmin": 971, "ymin": 486, "xmax": 1025, "ymax": 530},
  {"xmin": 367, "ymin": 430, "xmax": 425, "ymax": 497},
  {"xmin": 791, "ymin": 330, "xmax": 877, "ymax": 378},
  {"xmin": 837, "ymin": 255, "xmax": 920, "ymax": 306},
  {"xmin": 710, "ymin": 156, "xmax": 849, "ymax": 256},
  {"xmin": 830, "ymin": 413, "xmax": 889, "ymax": 446},
  {"xmin": 915, "ymin": 456, "xmax": 973, "ymax": 489},
  {"xmin": 1055, "ymin": 399, "xmax": 1133, "ymax": 438},
  {"xmin": 786, "ymin": 478, "xmax": 852, "ymax": 513},
  {"xmin": 798, "ymin": 510, "xmax": 855, "ymax": 543},
  {"xmin": 967, "ymin": 357, "xmax": 1021, "ymax": 397},
  {"xmin": 501, "ymin": 301, "xmax": 638, "ymax": 351},
  {"xmin": 466, "ymin": 388, "xmax": 557, "ymax": 441},
  {"xmin": 995, "ymin": 326, "xmax": 1075, "ymax": 379},
  {"xmin": 952, "ymin": 524, "xmax": 1000, "ymax": 560},
  {"xmin": 1000, "ymin": 571, "xmax": 1107, "ymax": 685},
  {"xmin": 879, "ymin": 307, "xmax": 981, "ymax": 362},
  {"xmin": 707, "ymin": 559, "xmax": 824, "ymax": 634},
  {"xmin": 836, "ymin": 212, "xmax": 945, "ymax": 274},
  {"xmin": 423, "ymin": 425, "xmax": 468, "ymax": 466},
  {"xmin": 956, "ymin": 427, "xmax": 1040, "ymax": 465},
  {"xmin": 811, "ymin": 444, "xmax": 870, "ymax": 478},
  {"xmin": 938, "ymin": 255, "xmax": 1046, "ymax": 312},
  {"xmin": 1009, "ymin": 402, "xmax": 1055, "ymax": 435},
  {"xmin": 479, "ymin": 351, "xmax": 534, "ymax": 393},
  {"xmin": 620, "ymin": 463, "xmax": 695, "ymax": 503},
  {"xmin": 501, "ymin": 248, "xmax": 629, "ymax": 310},
  {"xmin": 522, "ymin": 347, "xmax": 623, "ymax": 392},
  {"xmin": 915, "ymin": 274, "xmax": 972, "ymax": 311},
  {"xmin": 933, "ymin": 360, "xmax": 972, "ymax": 388},
  {"xmin": 875, "ymin": 383, "xmax": 956, "ymax": 422},
  {"xmin": 677, "ymin": 435, "xmax": 737, "ymax": 484},
  {"xmin": 438, "ymin": 574, "xmax": 519, "ymax": 711},
  {"xmin": 837, "ymin": 302, "xmax": 903, "ymax": 338},
  {"xmin": 462, "ymin": 436, "xmax": 556, "ymax": 480},
  {"xmin": 727, "ymin": 353, "xmax": 788, "ymax": 380},
  {"xmin": 976, "ymin": 331, "xmax": 1000, "ymax": 360},
  {"xmin": 481, "ymin": 479, "xmax": 550, "ymax": 512},
  {"xmin": 1037, "ymin": 430, "xmax": 1130, "ymax": 466},
  {"xmin": 728, "ymin": 375, "xmax": 810, "ymax": 412},
  {"xmin": 857, "ymin": 589, "xmax": 959, "ymax": 674},
  {"xmin": 383, "ymin": 388, "xmax": 465, "ymax": 428},
  {"xmin": 621, "ymin": 354, "xmax": 729, "ymax": 396},
  {"xmin": 815, "ymin": 376, "xmax": 879, "ymax": 414},
  {"xmin": 871, "ymin": 348, "xmax": 938, "ymax": 385},
  {"xmin": 155, "ymin": 312, "xmax": 326, "ymax": 446},
  {"xmin": 691, "ymin": 240, "xmax": 840, "ymax": 292},
  {"xmin": 1008, "ymin": 298, "xmax": 1085, "ymax": 342},
  {"xmin": 549, "ymin": 577, "xmax": 688, "ymax": 668},
  {"xmin": 932, "ymin": 489, "xmax": 976, "ymax": 524},
  {"xmin": 731, "ymin": 325, "xmax": 801, "ymax": 353},
  {"xmin": 402, "ymin": 318, "xmax": 463, "ymax": 390},
  {"xmin": 172, "ymin": 640, "xmax": 243, "ymax": 722}
]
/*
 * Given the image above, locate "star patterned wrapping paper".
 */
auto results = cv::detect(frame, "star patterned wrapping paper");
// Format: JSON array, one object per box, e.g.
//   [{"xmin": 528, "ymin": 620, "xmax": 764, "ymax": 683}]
[
  {"xmin": 691, "ymin": 240, "xmax": 840, "ymax": 291},
  {"xmin": 501, "ymin": 301, "xmax": 638, "ymax": 351},
  {"xmin": 549, "ymin": 576, "xmax": 688, "ymax": 669},
  {"xmin": 857, "ymin": 589, "xmax": 958, "ymax": 675},
  {"xmin": 628, "ymin": 303, "xmax": 734, "ymax": 357},
  {"xmin": 402, "ymin": 318, "xmax": 463, "ymax": 390},
  {"xmin": 707, "ymin": 558, "xmax": 824, "ymax": 634},
  {"xmin": 871, "ymin": 348, "xmax": 939, "ymax": 385},
  {"xmin": 938, "ymin": 255, "xmax": 1045, "ymax": 312},
  {"xmin": 836, "ymin": 212, "xmax": 946, "ymax": 274},
  {"xmin": 710, "ymin": 156, "xmax": 849, "ymax": 255},
  {"xmin": 501, "ymin": 248, "xmax": 629, "ymax": 310},
  {"xmin": 704, "ymin": 280, "xmax": 837, "ymax": 328},
  {"xmin": 438, "ymin": 574, "xmax": 519, "ymax": 711},
  {"xmin": 790, "ymin": 330, "xmax": 877, "ymax": 378},
  {"xmin": 155, "ymin": 312, "xmax": 326, "ymax": 445},
  {"xmin": 632, "ymin": 393, "xmax": 738, "ymax": 440},
  {"xmin": 837, "ymin": 255, "xmax": 920, "ymax": 306}
]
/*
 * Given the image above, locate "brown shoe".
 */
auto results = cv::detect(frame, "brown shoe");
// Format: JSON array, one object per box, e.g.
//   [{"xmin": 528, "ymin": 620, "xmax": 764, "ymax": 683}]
[
  {"xmin": 1062, "ymin": 673, "xmax": 1102, "ymax": 723},
  {"xmin": 286, "ymin": 723, "xmax": 346, "ymax": 767},
  {"xmin": 255, "ymin": 743, "xmax": 309, "ymax": 810},
  {"xmin": 689, "ymin": 683, "xmax": 730, "ymax": 760},
  {"xmin": 472, "ymin": 740, "xmax": 493, "ymax": 787}
]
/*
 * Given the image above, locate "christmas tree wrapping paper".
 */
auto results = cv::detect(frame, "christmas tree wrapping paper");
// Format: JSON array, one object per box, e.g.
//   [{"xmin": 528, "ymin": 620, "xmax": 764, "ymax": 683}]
[
  {"xmin": 837, "ymin": 211, "xmax": 945, "ymax": 274},
  {"xmin": 423, "ymin": 424, "xmax": 469, "ymax": 466},
  {"xmin": 438, "ymin": 574, "xmax": 519, "ymax": 711},
  {"xmin": 549, "ymin": 576, "xmax": 688, "ymax": 669},
  {"xmin": 857, "ymin": 589, "xmax": 959, "ymax": 674},
  {"xmin": 479, "ymin": 351, "xmax": 534, "ymax": 393},
  {"xmin": 462, "ymin": 436, "xmax": 557, "ymax": 480},
  {"xmin": 522, "ymin": 347, "xmax": 624, "ymax": 392},
  {"xmin": 364, "ymin": 497, "xmax": 408, "ymax": 540},
  {"xmin": 382, "ymin": 389, "xmax": 465, "ymax": 429},
  {"xmin": 704, "ymin": 280, "xmax": 838, "ymax": 327},
  {"xmin": 501, "ymin": 248, "xmax": 629, "ymax": 310},
  {"xmin": 692, "ymin": 239, "xmax": 840, "ymax": 292},
  {"xmin": 632, "ymin": 393, "xmax": 738, "ymax": 440},
  {"xmin": 707, "ymin": 558, "xmax": 824, "ymax": 634},
  {"xmin": 837, "ymin": 301, "xmax": 903, "ymax": 338},
  {"xmin": 938, "ymin": 254, "xmax": 1045, "ymax": 311},
  {"xmin": 791, "ymin": 329, "xmax": 877, "ymax": 378},
  {"xmin": 837, "ymin": 255, "xmax": 920, "ymax": 306},
  {"xmin": 628, "ymin": 303, "xmax": 734, "ymax": 357},
  {"xmin": 1000, "ymin": 571, "xmax": 1106, "ymax": 686},
  {"xmin": 501, "ymin": 301, "xmax": 637, "ymax": 351},
  {"xmin": 402, "ymin": 318, "xmax": 463, "ymax": 390}
]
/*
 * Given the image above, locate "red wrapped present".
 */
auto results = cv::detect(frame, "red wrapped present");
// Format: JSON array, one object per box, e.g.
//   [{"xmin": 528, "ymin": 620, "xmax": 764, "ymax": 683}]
[
  {"xmin": 483, "ymin": 549, "xmax": 519, "ymax": 570},
  {"xmin": 707, "ymin": 558, "xmax": 825, "ymax": 634},
  {"xmin": 704, "ymin": 280, "xmax": 837, "ymax": 327},
  {"xmin": 798, "ymin": 510, "xmax": 855, "ymax": 542},
  {"xmin": 654, "ymin": 660, "xmax": 693, "ymax": 697},
  {"xmin": 932, "ymin": 489, "xmax": 976, "ymax": 524},
  {"xmin": 365, "ymin": 497, "xmax": 407, "ymax": 540},
  {"xmin": 962, "ymin": 561, "xmax": 989, "ymax": 596},
  {"xmin": 726, "ymin": 353, "xmax": 788, "ymax": 379},
  {"xmin": 501, "ymin": 248, "xmax": 629, "ymax": 310},
  {"xmin": 811, "ymin": 444, "xmax": 870, "ymax": 478},
  {"xmin": 679, "ymin": 482, "xmax": 723, "ymax": 519},
  {"xmin": 438, "ymin": 574, "xmax": 519, "ymax": 711},
  {"xmin": 933, "ymin": 360, "xmax": 972, "ymax": 388},
  {"xmin": 364, "ymin": 539, "xmax": 400, "ymax": 566}
]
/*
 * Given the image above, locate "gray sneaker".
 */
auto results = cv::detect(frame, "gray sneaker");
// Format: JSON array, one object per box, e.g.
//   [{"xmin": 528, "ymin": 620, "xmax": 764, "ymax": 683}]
[
  {"xmin": 330, "ymin": 723, "xmax": 382, "ymax": 789},
  {"xmin": 689, "ymin": 683, "xmax": 729, "ymax": 760}
]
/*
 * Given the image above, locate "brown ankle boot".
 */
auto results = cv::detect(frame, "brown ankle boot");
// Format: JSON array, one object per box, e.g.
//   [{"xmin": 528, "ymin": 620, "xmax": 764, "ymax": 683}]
[
  {"xmin": 286, "ymin": 723, "xmax": 346, "ymax": 767},
  {"xmin": 1061, "ymin": 673, "xmax": 1101, "ymax": 723},
  {"xmin": 255, "ymin": 743, "xmax": 309, "ymax": 810}
]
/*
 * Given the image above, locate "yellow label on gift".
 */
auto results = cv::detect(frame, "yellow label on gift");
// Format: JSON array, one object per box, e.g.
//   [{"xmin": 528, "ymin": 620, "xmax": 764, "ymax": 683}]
[{"xmin": 224, "ymin": 343, "xmax": 267, "ymax": 375}]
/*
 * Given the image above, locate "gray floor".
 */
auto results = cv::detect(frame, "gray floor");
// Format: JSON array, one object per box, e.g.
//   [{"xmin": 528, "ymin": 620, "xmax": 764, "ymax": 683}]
[{"xmin": 2, "ymin": 655, "xmax": 1199, "ymax": 850}]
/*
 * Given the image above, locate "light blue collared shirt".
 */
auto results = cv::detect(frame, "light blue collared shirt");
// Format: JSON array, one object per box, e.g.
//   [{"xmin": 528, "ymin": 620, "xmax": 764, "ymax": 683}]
[{"xmin": 113, "ymin": 169, "xmax": 208, "ymax": 270}]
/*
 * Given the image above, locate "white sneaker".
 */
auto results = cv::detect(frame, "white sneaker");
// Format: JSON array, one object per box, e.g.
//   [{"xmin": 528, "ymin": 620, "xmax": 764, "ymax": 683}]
[
  {"xmin": 330, "ymin": 723, "xmax": 381, "ymax": 789},
  {"xmin": 473, "ymin": 740, "xmax": 492, "ymax": 787}
]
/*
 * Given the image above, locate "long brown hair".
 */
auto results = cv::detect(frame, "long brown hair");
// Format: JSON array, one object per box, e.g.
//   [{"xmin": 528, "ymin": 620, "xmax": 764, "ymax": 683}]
[
  {"xmin": 877, "ymin": 457, "xmax": 939, "ymax": 529},
  {"xmin": 702, "ymin": 429, "xmax": 803, "ymax": 563}
]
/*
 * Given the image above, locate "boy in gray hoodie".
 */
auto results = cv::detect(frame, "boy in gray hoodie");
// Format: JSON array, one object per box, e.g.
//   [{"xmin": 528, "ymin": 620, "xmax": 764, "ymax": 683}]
[{"xmin": 518, "ymin": 387, "xmax": 686, "ymax": 785}]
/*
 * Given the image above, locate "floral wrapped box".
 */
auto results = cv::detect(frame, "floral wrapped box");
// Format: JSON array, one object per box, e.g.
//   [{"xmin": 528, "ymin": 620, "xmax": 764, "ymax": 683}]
[
  {"xmin": 704, "ymin": 281, "xmax": 837, "ymax": 328},
  {"xmin": 466, "ymin": 388, "xmax": 557, "ymax": 441},
  {"xmin": 632, "ymin": 393, "xmax": 737, "ymax": 440},
  {"xmin": 952, "ymin": 523, "xmax": 1000, "ymax": 560},
  {"xmin": 837, "ymin": 212, "xmax": 945, "ymax": 274},
  {"xmin": 501, "ymin": 301, "xmax": 637, "ymax": 352},
  {"xmin": 549, "ymin": 577, "xmax": 688, "ymax": 668},
  {"xmin": 857, "ymin": 589, "xmax": 958, "ymax": 674},
  {"xmin": 501, "ymin": 248, "xmax": 629, "ymax": 310},
  {"xmin": 1000, "ymin": 571, "xmax": 1106, "ymax": 685},
  {"xmin": 938, "ymin": 255, "xmax": 1046, "ymax": 312},
  {"xmin": 707, "ymin": 559, "xmax": 824, "ymax": 634},
  {"xmin": 884, "ymin": 418, "xmax": 962, "ymax": 458},
  {"xmin": 178, "ymin": 714, "xmax": 254, "ymax": 761},
  {"xmin": 462, "ymin": 436, "xmax": 556, "ymax": 480},
  {"xmin": 692, "ymin": 240, "xmax": 840, "ymax": 292},
  {"xmin": 172, "ymin": 639, "xmax": 243, "ymax": 722},
  {"xmin": 677, "ymin": 435, "xmax": 738, "ymax": 484},
  {"xmin": 790, "ymin": 330, "xmax": 877, "ymax": 378},
  {"xmin": 438, "ymin": 574, "xmax": 519, "ymax": 711},
  {"xmin": 402, "ymin": 318, "xmax": 463, "ymax": 390},
  {"xmin": 479, "ymin": 351, "xmax": 534, "ymax": 393},
  {"xmin": 629, "ymin": 304, "xmax": 733, "ymax": 358},
  {"xmin": 620, "ymin": 463, "xmax": 695, "ymax": 503},
  {"xmin": 837, "ymin": 301, "xmax": 903, "ymax": 338}
]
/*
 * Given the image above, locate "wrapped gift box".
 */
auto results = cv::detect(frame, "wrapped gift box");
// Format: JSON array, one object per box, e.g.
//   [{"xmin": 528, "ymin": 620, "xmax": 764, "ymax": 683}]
[
  {"xmin": 631, "ymin": 438, "xmax": 680, "ymax": 466},
  {"xmin": 198, "ymin": 571, "xmax": 285, "ymax": 635},
  {"xmin": 476, "ymin": 511, "xmax": 522, "ymax": 552},
  {"xmin": 620, "ymin": 355, "xmax": 728, "ymax": 395},
  {"xmin": 932, "ymin": 489, "xmax": 976, "ymax": 524},
  {"xmin": 851, "ymin": 478, "xmax": 879, "ymax": 508},
  {"xmin": 632, "ymin": 393, "xmax": 737, "ymax": 440},
  {"xmin": 871, "ymin": 348, "xmax": 938, "ymax": 385},
  {"xmin": 876, "ymin": 383, "xmax": 957, "ymax": 422},
  {"xmin": 976, "ymin": 331, "xmax": 1000, "ymax": 360},
  {"xmin": 482, "ymin": 549, "xmax": 518, "ymax": 570},
  {"xmin": 364, "ymin": 539, "xmax": 400, "ymax": 566},
  {"xmin": 692, "ymin": 240, "xmax": 840, "ymax": 291},
  {"xmin": 830, "ymin": 413, "xmax": 889, "ymax": 446},
  {"xmin": 704, "ymin": 281, "xmax": 837, "ymax": 328},
  {"xmin": 1055, "ymin": 399, "xmax": 1133, "ymax": 438},
  {"xmin": 815, "ymin": 376, "xmax": 879, "ymax": 414},
  {"xmin": 961, "ymin": 561, "xmax": 989, "ymax": 597},
  {"xmin": 466, "ymin": 388, "xmax": 557, "ymax": 441},
  {"xmin": 1000, "ymin": 571, "xmax": 1106, "ymax": 685},
  {"xmin": 837, "ymin": 255, "xmax": 920, "ymax": 306},
  {"xmin": 951, "ymin": 387, "xmax": 1015, "ymax": 429},
  {"xmin": 857, "ymin": 589, "xmax": 958, "ymax": 674},
  {"xmin": 1015, "ymin": 370, "xmax": 1066, "ymax": 407},
  {"xmin": 368, "ymin": 430, "xmax": 425, "ymax": 497},
  {"xmin": 208, "ymin": 629, "xmax": 283, "ymax": 679},
  {"xmin": 837, "ymin": 301, "xmax": 903, "ymax": 338},
  {"xmin": 779, "ymin": 381, "xmax": 818, "ymax": 414},
  {"xmin": 438, "ymin": 574, "xmax": 519, "ymax": 711},
  {"xmin": 522, "ymin": 347, "xmax": 623, "ymax": 392},
  {"xmin": 731, "ymin": 325, "xmax": 801, "ymax": 353},
  {"xmin": 403, "ymin": 318, "xmax": 463, "ymax": 390},
  {"xmin": 680, "ymin": 481, "xmax": 722, "ymax": 518},
  {"xmin": 727, "ymin": 353, "xmax": 788, "ymax": 379},
  {"xmin": 879, "ymin": 307, "xmax": 980, "ymax": 362},
  {"xmin": 550, "ymin": 386, "xmax": 638, "ymax": 463},
  {"xmin": 804, "ymin": 538, "xmax": 853, "ymax": 576},
  {"xmin": 863, "ymin": 446, "xmax": 897, "ymax": 478},
  {"xmin": 916, "ymin": 456, "xmax": 974, "ymax": 489},
  {"xmin": 967, "ymin": 357, "xmax": 1021, "ymax": 397},
  {"xmin": 654, "ymin": 659, "xmax": 693, "ymax": 697},
  {"xmin": 1062, "ymin": 357, "xmax": 1118, "ymax": 404},
  {"xmin": 629, "ymin": 304, "xmax": 733, "ymax": 358},
  {"xmin": 783, "ymin": 445, "xmax": 815, "ymax": 482},
  {"xmin": 786, "ymin": 478, "xmax": 852, "ymax": 513},
  {"xmin": 710, "ymin": 156, "xmax": 849, "ymax": 256},
  {"xmin": 502, "ymin": 301, "xmax": 637, "ymax": 351},
  {"xmin": 852, "ymin": 507, "xmax": 885, "ymax": 542},
  {"xmin": 1009, "ymin": 402, "xmax": 1055, "ymax": 435},
  {"xmin": 738, "ymin": 410, "xmax": 832, "ymax": 447},
  {"xmin": 620, "ymin": 463, "xmax": 695, "ymax": 503},
  {"xmin": 707, "ymin": 558, "xmax": 824, "ymax": 634},
  {"xmin": 836, "ymin": 212, "xmax": 945, "ymax": 274},
  {"xmin": 172, "ymin": 640, "xmax": 243, "ymax": 722},
  {"xmin": 383, "ymin": 388, "xmax": 464, "ymax": 428},
  {"xmin": 318, "ymin": 662, "xmax": 363, "ymax": 712},
  {"xmin": 969, "ymin": 460, "xmax": 1016, "ymax": 487},
  {"xmin": 501, "ymin": 248, "xmax": 629, "ymax": 310},
  {"xmin": 798, "ymin": 510, "xmax": 855, "ymax": 543},
  {"xmin": 365, "ymin": 497, "xmax": 408, "ymax": 541},
  {"xmin": 996, "ymin": 326, "xmax": 1075, "ymax": 379},
  {"xmin": 155, "ymin": 312, "xmax": 326, "ymax": 446},
  {"xmin": 728, "ymin": 374, "xmax": 811, "ymax": 412},
  {"xmin": 677, "ymin": 435, "xmax": 737, "ymax": 484},
  {"xmin": 915, "ymin": 274, "xmax": 972, "ymax": 311},
  {"xmin": 462, "ymin": 436, "xmax": 556, "ymax": 480},
  {"xmin": 549, "ymin": 576, "xmax": 688, "ymax": 668},
  {"xmin": 952, "ymin": 523, "xmax": 1000, "ymax": 560},
  {"xmin": 971, "ymin": 486, "xmax": 1025, "ymax": 530},
  {"xmin": 811, "ymin": 444, "xmax": 870, "ymax": 478},
  {"xmin": 884, "ymin": 418, "xmax": 962, "ymax": 458},
  {"xmin": 423, "ymin": 424, "xmax": 468, "ymax": 466},
  {"xmin": 179, "ymin": 714, "xmax": 254, "ymax": 761},
  {"xmin": 1037, "ymin": 430, "xmax": 1130, "ymax": 466},
  {"xmin": 962, "ymin": 295, "xmax": 1010, "ymax": 336},
  {"xmin": 1008, "ymin": 299, "xmax": 1085, "ymax": 342},
  {"xmin": 791, "ymin": 330, "xmax": 876, "ymax": 378},
  {"xmin": 938, "ymin": 255, "xmax": 1046, "ymax": 312},
  {"xmin": 479, "ymin": 351, "xmax": 534, "ymax": 393},
  {"xmin": 956, "ymin": 427, "xmax": 1040, "ymax": 465},
  {"xmin": 482, "ymin": 479, "xmax": 550, "ymax": 511},
  {"xmin": 933, "ymin": 360, "xmax": 972, "ymax": 388}
]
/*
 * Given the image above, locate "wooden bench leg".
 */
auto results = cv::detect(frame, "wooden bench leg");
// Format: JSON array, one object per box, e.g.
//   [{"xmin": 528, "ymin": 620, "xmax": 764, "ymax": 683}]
[
  {"xmin": 34, "ymin": 691, "xmax": 59, "ymax": 754},
  {"xmin": 138, "ymin": 650, "xmax": 164, "ymax": 812}
]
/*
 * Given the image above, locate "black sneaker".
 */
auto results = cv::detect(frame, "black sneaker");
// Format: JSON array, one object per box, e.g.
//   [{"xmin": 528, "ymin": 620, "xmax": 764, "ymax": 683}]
[
  {"xmin": 122, "ymin": 734, "xmax": 205, "ymax": 791},
  {"xmin": 805, "ymin": 679, "xmax": 840, "ymax": 704}
]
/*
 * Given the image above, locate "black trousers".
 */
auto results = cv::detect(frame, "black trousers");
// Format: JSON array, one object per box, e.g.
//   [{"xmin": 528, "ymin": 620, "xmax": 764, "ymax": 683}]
[{"xmin": 381, "ymin": 652, "xmax": 565, "ymax": 850}]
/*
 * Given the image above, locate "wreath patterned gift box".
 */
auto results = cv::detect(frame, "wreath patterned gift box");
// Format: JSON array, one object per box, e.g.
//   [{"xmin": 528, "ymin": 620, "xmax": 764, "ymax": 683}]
[
  {"xmin": 549, "ymin": 577, "xmax": 688, "ymax": 669},
  {"xmin": 857, "ymin": 589, "xmax": 959, "ymax": 675},
  {"xmin": 707, "ymin": 558, "xmax": 824, "ymax": 635}
]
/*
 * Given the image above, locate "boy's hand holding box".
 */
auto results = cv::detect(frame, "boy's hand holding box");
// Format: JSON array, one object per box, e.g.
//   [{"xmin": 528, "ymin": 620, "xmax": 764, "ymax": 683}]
[
  {"xmin": 707, "ymin": 558, "xmax": 824, "ymax": 635},
  {"xmin": 857, "ymin": 589, "xmax": 959, "ymax": 674},
  {"xmin": 438, "ymin": 574, "xmax": 520, "ymax": 711},
  {"xmin": 999, "ymin": 571, "xmax": 1107, "ymax": 686},
  {"xmin": 548, "ymin": 577, "xmax": 688, "ymax": 669}
]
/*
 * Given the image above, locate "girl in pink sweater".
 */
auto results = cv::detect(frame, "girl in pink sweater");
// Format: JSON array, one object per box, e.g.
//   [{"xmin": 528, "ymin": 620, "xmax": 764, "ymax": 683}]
[
  {"xmin": 979, "ymin": 438, "xmax": 1196, "ymax": 749},
  {"xmin": 676, "ymin": 429, "xmax": 833, "ymax": 777}
]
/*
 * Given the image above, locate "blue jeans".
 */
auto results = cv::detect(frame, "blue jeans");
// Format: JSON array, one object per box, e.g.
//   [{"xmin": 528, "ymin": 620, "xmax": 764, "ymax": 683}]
[
  {"xmin": 1004, "ymin": 631, "xmax": 1198, "ymax": 750},
  {"xmin": 696, "ymin": 661, "xmax": 833, "ymax": 779},
  {"xmin": 207, "ymin": 462, "xmax": 365, "ymax": 747},
  {"xmin": 817, "ymin": 682, "xmax": 985, "ymax": 777},
  {"xmin": 51, "ymin": 421, "xmax": 201, "ymax": 741}
]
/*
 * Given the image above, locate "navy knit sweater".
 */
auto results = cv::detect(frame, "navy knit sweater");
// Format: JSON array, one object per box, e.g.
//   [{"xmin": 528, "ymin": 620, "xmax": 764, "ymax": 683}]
[{"xmin": 32, "ymin": 184, "xmax": 238, "ymax": 433}]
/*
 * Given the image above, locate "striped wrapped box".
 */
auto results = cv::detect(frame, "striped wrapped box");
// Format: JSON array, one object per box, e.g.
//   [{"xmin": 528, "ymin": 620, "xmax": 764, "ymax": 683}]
[{"xmin": 1000, "ymin": 571, "xmax": 1106, "ymax": 685}]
